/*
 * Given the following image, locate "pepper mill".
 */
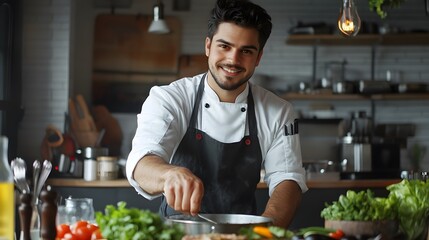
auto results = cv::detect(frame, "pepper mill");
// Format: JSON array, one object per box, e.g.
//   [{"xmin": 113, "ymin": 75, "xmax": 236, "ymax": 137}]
[
  {"xmin": 40, "ymin": 186, "xmax": 57, "ymax": 240},
  {"xmin": 19, "ymin": 192, "xmax": 33, "ymax": 240}
]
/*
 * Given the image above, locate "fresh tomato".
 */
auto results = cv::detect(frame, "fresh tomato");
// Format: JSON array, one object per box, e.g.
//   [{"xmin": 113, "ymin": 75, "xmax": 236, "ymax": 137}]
[
  {"xmin": 74, "ymin": 226, "xmax": 93, "ymax": 240},
  {"xmin": 71, "ymin": 220, "xmax": 89, "ymax": 233},
  {"xmin": 56, "ymin": 223, "xmax": 71, "ymax": 238},
  {"xmin": 62, "ymin": 232, "xmax": 79, "ymax": 240},
  {"xmin": 329, "ymin": 229, "xmax": 345, "ymax": 239},
  {"xmin": 86, "ymin": 223, "xmax": 99, "ymax": 233},
  {"xmin": 58, "ymin": 221, "xmax": 100, "ymax": 240},
  {"xmin": 90, "ymin": 229, "xmax": 103, "ymax": 240}
]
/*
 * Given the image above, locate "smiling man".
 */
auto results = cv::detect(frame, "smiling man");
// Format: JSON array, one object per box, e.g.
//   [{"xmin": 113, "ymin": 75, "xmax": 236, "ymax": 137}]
[{"xmin": 127, "ymin": 0, "xmax": 307, "ymax": 228}]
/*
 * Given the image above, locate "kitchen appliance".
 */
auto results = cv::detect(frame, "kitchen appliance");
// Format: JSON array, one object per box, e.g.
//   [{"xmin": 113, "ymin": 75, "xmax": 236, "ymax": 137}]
[
  {"xmin": 51, "ymin": 154, "xmax": 83, "ymax": 178},
  {"xmin": 340, "ymin": 138, "xmax": 372, "ymax": 172},
  {"xmin": 339, "ymin": 111, "xmax": 375, "ymax": 175},
  {"xmin": 340, "ymin": 140, "xmax": 402, "ymax": 179},
  {"xmin": 51, "ymin": 147, "xmax": 108, "ymax": 179},
  {"xmin": 371, "ymin": 142, "xmax": 400, "ymax": 172}
]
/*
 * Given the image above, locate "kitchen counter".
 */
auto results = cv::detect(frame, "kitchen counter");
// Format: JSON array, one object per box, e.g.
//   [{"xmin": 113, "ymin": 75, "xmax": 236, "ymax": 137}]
[
  {"xmin": 48, "ymin": 178, "xmax": 402, "ymax": 229},
  {"xmin": 46, "ymin": 178, "xmax": 402, "ymax": 189}
]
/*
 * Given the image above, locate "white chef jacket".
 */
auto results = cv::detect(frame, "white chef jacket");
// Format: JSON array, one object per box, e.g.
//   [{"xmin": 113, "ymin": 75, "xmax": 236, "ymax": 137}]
[{"xmin": 127, "ymin": 73, "xmax": 308, "ymax": 200}]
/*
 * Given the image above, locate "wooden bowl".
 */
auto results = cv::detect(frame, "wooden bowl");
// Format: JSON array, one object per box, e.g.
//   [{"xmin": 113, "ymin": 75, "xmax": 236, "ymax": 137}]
[{"xmin": 325, "ymin": 220, "xmax": 398, "ymax": 237}]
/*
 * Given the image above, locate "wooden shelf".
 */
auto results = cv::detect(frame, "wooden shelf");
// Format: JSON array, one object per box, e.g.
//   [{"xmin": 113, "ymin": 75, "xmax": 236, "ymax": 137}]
[
  {"xmin": 370, "ymin": 93, "xmax": 429, "ymax": 100},
  {"xmin": 280, "ymin": 92, "xmax": 429, "ymax": 101},
  {"xmin": 47, "ymin": 178, "xmax": 132, "ymax": 188},
  {"xmin": 286, "ymin": 33, "xmax": 429, "ymax": 46}
]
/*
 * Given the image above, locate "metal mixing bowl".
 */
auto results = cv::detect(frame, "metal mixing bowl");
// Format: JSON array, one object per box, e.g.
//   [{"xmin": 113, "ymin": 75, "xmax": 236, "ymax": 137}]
[{"xmin": 165, "ymin": 214, "xmax": 272, "ymax": 235}]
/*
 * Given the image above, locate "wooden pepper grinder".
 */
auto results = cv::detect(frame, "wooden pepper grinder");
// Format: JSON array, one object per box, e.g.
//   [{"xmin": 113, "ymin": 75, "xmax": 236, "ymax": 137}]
[
  {"xmin": 40, "ymin": 186, "xmax": 57, "ymax": 240},
  {"xmin": 19, "ymin": 192, "xmax": 33, "ymax": 240}
]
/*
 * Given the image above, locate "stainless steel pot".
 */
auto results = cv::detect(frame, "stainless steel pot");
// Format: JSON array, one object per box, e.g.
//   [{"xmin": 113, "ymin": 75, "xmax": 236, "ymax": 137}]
[
  {"xmin": 332, "ymin": 81, "xmax": 355, "ymax": 94},
  {"xmin": 165, "ymin": 214, "xmax": 272, "ymax": 235}
]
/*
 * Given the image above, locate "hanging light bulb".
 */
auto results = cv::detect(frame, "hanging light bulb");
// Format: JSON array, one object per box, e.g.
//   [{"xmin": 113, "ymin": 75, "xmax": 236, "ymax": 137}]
[
  {"xmin": 337, "ymin": 0, "xmax": 361, "ymax": 37},
  {"xmin": 148, "ymin": 0, "xmax": 170, "ymax": 34}
]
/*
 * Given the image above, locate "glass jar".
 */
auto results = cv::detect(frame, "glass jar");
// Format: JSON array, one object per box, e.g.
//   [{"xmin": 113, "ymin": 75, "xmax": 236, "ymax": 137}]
[
  {"xmin": 97, "ymin": 156, "xmax": 118, "ymax": 180},
  {"xmin": 64, "ymin": 197, "xmax": 95, "ymax": 224}
]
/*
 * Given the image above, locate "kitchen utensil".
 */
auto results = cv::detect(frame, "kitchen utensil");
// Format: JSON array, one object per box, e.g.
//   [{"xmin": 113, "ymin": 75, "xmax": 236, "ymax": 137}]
[
  {"xmin": 92, "ymin": 105, "xmax": 123, "ymax": 156},
  {"xmin": 398, "ymin": 83, "xmax": 428, "ymax": 93},
  {"xmin": 332, "ymin": 81, "xmax": 356, "ymax": 94},
  {"xmin": 41, "ymin": 125, "xmax": 65, "ymax": 162},
  {"xmin": 165, "ymin": 214, "xmax": 272, "ymax": 235},
  {"xmin": 12, "ymin": 158, "xmax": 31, "ymax": 194},
  {"xmin": 69, "ymin": 95, "xmax": 99, "ymax": 147},
  {"xmin": 95, "ymin": 128, "xmax": 105, "ymax": 147},
  {"xmin": 69, "ymin": 95, "xmax": 97, "ymax": 132},
  {"xmin": 45, "ymin": 125, "xmax": 63, "ymax": 148},
  {"xmin": 32, "ymin": 160, "xmax": 41, "ymax": 205},
  {"xmin": 358, "ymin": 80, "xmax": 391, "ymax": 94},
  {"xmin": 30, "ymin": 160, "xmax": 52, "ymax": 232},
  {"xmin": 34, "ymin": 160, "xmax": 52, "ymax": 203},
  {"xmin": 197, "ymin": 214, "xmax": 218, "ymax": 225}
]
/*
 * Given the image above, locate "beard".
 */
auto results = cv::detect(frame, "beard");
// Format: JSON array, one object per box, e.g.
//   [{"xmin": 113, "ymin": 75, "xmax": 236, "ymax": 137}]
[{"xmin": 208, "ymin": 63, "xmax": 252, "ymax": 91}]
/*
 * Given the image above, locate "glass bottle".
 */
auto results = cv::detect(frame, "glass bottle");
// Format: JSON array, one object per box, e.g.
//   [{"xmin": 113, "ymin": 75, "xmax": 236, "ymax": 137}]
[{"xmin": 0, "ymin": 136, "xmax": 15, "ymax": 240}]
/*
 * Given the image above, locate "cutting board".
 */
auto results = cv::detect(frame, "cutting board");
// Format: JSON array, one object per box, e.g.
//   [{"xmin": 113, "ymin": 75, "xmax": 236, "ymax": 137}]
[{"xmin": 93, "ymin": 14, "xmax": 181, "ymax": 74}]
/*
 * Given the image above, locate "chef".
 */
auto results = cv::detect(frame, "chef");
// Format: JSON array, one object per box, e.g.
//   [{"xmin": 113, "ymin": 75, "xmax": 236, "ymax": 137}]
[{"xmin": 127, "ymin": 0, "xmax": 307, "ymax": 228}]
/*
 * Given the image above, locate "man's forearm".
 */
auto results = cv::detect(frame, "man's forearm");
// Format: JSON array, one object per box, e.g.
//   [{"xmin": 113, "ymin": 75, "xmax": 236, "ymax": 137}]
[
  {"xmin": 262, "ymin": 180, "xmax": 302, "ymax": 228},
  {"xmin": 133, "ymin": 154, "xmax": 173, "ymax": 195}
]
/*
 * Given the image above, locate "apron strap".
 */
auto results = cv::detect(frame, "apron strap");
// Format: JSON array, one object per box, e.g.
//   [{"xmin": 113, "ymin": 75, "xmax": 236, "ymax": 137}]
[
  {"xmin": 247, "ymin": 86, "xmax": 258, "ymax": 137},
  {"xmin": 189, "ymin": 73, "xmax": 206, "ymax": 127}
]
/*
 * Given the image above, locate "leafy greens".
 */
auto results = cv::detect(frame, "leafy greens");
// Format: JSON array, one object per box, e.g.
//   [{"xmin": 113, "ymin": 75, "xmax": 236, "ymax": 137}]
[
  {"xmin": 320, "ymin": 179, "xmax": 429, "ymax": 240},
  {"xmin": 95, "ymin": 201, "xmax": 184, "ymax": 240}
]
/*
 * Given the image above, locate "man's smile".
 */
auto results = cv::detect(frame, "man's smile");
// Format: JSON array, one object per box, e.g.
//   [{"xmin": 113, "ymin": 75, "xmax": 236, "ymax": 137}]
[{"xmin": 219, "ymin": 64, "xmax": 244, "ymax": 75}]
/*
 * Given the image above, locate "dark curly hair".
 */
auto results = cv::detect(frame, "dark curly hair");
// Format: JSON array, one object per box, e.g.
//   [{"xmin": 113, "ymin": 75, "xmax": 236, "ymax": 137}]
[{"xmin": 208, "ymin": 0, "xmax": 272, "ymax": 50}]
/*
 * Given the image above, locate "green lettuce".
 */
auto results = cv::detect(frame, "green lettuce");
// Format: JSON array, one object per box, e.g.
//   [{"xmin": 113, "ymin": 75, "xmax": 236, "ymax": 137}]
[
  {"xmin": 95, "ymin": 201, "xmax": 184, "ymax": 240},
  {"xmin": 387, "ymin": 179, "xmax": 429, "ymax": 240}
]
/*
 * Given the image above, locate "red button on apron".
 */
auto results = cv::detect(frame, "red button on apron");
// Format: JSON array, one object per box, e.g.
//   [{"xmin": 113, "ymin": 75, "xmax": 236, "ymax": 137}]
[
  {"xmin": 245, "ymin": 139, "xmax": 251, "ymax": 145},
  {"xmin": 196, "ymin": 133, "xmax": 203, "ymax": 140}
]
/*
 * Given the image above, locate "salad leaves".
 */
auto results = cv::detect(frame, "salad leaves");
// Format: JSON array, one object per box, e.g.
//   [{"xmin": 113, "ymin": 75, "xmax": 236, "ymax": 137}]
[
  {"xmin": 320, "ymin": 189, "xmax": 397, "ymax": 221},
  {"xmin": 321, "ymin": 179, "xmax": 429, "ymax": 240},
  {"xmin": 95, "ymin": 201, "xmax": 184, "ymax": 240},
  {"xmin": 387, "ymin": 179, "xmax": 429, "ymax": 240}
]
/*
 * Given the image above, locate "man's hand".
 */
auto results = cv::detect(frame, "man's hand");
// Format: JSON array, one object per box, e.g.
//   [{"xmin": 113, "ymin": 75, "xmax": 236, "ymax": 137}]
[
  {"xmin": 162, "ymin": 167, "xmax": 204, "ymax": 215},
  {"xmin": 133, "ymin": 154, "xmax": 204, "ymax": 216}
]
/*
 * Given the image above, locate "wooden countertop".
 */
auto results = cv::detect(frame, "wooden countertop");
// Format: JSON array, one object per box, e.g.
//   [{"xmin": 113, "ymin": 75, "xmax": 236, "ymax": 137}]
[{"xmin": 47, "ymin": 178, "xmax": 402, "ymax": 189}]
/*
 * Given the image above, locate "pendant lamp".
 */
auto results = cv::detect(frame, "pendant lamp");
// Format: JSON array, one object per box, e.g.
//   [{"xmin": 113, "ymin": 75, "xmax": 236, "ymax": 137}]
[
  {"xmin": 148, "ymin": 0, "xmax": 170, "ymax": 34},
  {"xmin": 337, "ymin": 0, "xmax": 361, "ymax": 37}
]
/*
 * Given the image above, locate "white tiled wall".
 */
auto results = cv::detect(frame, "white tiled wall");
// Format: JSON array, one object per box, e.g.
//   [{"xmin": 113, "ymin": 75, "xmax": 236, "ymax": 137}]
[
  {"xmin": 18, "ymin": 0, "xmax": 71, "ymax": 160},
  {"xmin": 19, "ymin": 0, "xmax": 429, "ymax": 170}
]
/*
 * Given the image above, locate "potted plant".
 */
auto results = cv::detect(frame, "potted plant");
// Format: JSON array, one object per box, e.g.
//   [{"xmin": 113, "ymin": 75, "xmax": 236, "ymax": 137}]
[{"xmin": 368, "ymin": 0, "xmax": 407, "ymax": 18}]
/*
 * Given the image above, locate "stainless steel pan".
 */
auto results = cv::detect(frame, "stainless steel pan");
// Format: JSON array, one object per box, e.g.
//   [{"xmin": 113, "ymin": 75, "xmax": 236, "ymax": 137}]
[{"xmin": 165, "ymin": 214, "xmax": 272, "ymax": 235}]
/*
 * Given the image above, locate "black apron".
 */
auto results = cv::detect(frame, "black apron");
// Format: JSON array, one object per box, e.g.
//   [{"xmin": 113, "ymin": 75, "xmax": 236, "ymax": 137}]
[{"xmin": 160, "ymin": 74, "xmax": 263, "ymax": 217}]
